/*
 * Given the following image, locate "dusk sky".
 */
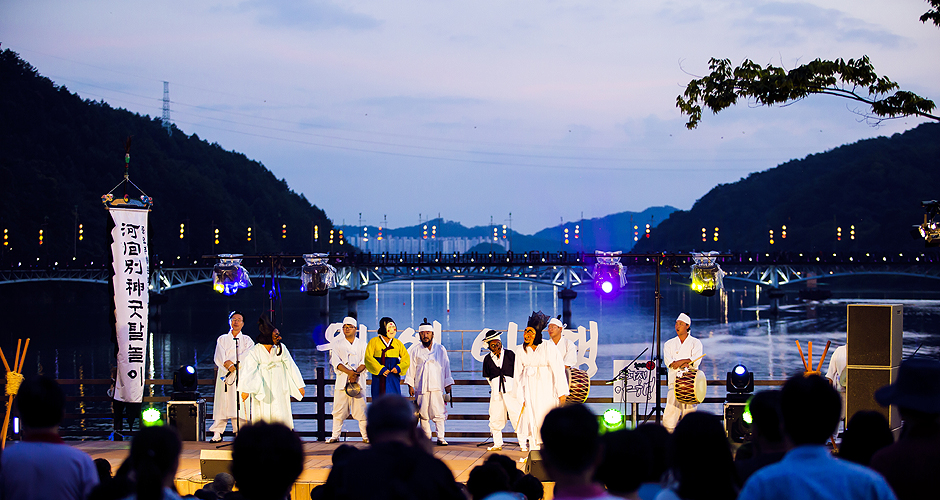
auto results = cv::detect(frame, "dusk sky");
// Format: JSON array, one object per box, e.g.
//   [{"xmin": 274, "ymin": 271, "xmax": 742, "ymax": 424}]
[{"xmin": 3, "ymin": 1, "xmax": 938, "ymax": 233}]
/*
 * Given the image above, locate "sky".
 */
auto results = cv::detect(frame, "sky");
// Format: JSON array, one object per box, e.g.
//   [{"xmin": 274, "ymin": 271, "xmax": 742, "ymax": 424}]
[{"xmin": 2, "ymin": 0, "xmax": 938, "ymax": 234}]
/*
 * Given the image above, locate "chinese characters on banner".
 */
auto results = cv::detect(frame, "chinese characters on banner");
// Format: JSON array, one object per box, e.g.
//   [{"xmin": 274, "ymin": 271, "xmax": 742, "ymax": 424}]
[{"xmin": 109, "ymin": 208, "xmax": 150, "ymax": 403}]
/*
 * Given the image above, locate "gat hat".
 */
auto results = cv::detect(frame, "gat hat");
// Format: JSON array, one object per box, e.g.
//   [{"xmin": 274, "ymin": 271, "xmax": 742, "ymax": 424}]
[
  {"xmin": 342, "ymin": 317, "xmax": 357, "ymax": 327},
  {"xmin": 483, "ymin": 329, "xmax": 501, "ymax": 343},
  {"xmin": 418, "ymin": 318, "xmax": 434, "ymax": 332},
  {"xmin": 344, "ymin": 381, "xmax": 362, "ymax": 397},
  {"xmin": 874, "ymin": 357, "xmax": 940, "ymax": 414},
  {"xmin": 676, "ymin": 313, "xmax": 691, "ymax": 326},
  {"xmin": 548, "ymin": 317, "xmax": 564, "ymax": 329}
]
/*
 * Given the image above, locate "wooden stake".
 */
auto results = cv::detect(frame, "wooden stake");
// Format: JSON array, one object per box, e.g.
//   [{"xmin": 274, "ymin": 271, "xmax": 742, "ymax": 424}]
[
  {"xmin": 0, "ymin": 348, "xmax": 9, "ymax": 374},
  {"xmin": 817, "ymin": 340, "xmax": 832, "ymax": 374},
  {"xmin": 796, "ymin": 340, "xmax": 809, "ymax": 371},
  {"xmin": 12, "ymin": 339, "xmax": 21, "ymax": 373}
]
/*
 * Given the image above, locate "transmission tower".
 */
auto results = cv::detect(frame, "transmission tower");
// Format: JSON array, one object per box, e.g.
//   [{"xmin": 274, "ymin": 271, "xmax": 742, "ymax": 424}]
[{"xmin": 162, "ymin": 81, "xmax": 172, "ymax": 136}]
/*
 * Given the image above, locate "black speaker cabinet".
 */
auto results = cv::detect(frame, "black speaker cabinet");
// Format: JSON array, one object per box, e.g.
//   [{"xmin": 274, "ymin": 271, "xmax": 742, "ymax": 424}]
[
  {"xmin": 845, "ymin": 366, "xmax": 900, "ymax": 430},
  {"xmin": 846, "ymin": 304, "xmax": 902, "ymax": 430},
  {"xmin": 200, "ymin": 449, "xmax": 233, "ymax": 480},
  {"xmin": 167, "ymin": 399, "xmax": 206, "ymax": 441},
  {"xmin": 523, "ymin": 450, "xmax": 551, "ymax": 481},
  {"xmin": 847, "ymin": 304, "xmax": 902, "ymax": 367}
]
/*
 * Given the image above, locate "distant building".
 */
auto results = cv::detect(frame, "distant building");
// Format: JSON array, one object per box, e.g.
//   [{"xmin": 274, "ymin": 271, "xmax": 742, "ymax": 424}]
[{"xmin": 346, "ymin": 235, "xmax": 509, "ymax": 254}]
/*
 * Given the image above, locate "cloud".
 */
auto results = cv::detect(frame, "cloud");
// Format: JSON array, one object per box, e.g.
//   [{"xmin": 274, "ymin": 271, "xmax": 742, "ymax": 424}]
[
  {"xmin": 737, "ymin": 1, "xmax": 904, "ymax": 49},
  {"xmin": 237, "ymin": 0, "xmax": 381, "ymax": 31}
]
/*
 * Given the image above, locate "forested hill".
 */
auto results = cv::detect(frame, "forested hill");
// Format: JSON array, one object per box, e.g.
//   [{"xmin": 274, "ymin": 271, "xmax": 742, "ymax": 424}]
[
  {"xmin": 0, "ymin": 49, "xmax": 334, "ymax": 263},
  {"xmin": 632, "ymin": 122, "xmax": 940, "ymax": 253}
]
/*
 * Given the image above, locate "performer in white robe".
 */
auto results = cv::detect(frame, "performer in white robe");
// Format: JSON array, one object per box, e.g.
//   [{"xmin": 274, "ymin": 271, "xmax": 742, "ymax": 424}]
[
  {"xmin": 405, "ymin": 319, "xmax": 454, "ymax": 446},
  {"xmin": 240, "ymin": 316, "xmax": 305, "ymax": 429},
  {"xmin": 513, "ymin": 311, "xmax": 568, "ymax": 451},
  {"xmin": 327, "ymin": 317, "xmax": 368, "ymax": 443},
  {"xmin": 547, "ymin": 317, "xmax": 578, "ymax": 369},
  {"xmin": 209, "ymin": 311, "xmax": 255, "ymax": 442},
  {"xmin": 482, "ymin": 329, "xmax": 522, "ymax": 451},
  {"xmin": 663, "ymin": 312, "xmax": 704, "ymax": 432}
]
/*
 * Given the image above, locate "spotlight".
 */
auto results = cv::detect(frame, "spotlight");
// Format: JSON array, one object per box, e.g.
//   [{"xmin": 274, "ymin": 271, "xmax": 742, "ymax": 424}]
[
  {"xmin": 300, "ymin": 253, "xmax": 337, "ymax": 296},
  {"xmin": 724, "ymin": 396, "xmax": 754, "ymax": 443},
  {"xmin": 172, "ymin": 365, "xmax": 199, "ymax": 401},
  {"xmin": 593, "ymin": 251, "xmax": 626, "ymax": 296},
  {"xmin": 141, "ymin": 407, "xmax": 163, "ymax": 427},
  {"xmin": 599, "ymin": 408, "xmax": 626, "ymax": 434},
  {"xmin": 726, "ymin": 364, "xmax": 754, "ymax": 402},
  {"xmin": 691, "ymin": 252, "xmax": 725, "ymax": 297},
  {"xmin": 213, "ymin": 254, "xmax": 251, "ymax": 295}
]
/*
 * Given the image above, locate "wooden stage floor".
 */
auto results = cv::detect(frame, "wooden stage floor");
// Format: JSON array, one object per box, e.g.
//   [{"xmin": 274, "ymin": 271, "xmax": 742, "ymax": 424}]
[{"xmin": 74, "ymin": 439, "xmax": 542, "ymax": 499}]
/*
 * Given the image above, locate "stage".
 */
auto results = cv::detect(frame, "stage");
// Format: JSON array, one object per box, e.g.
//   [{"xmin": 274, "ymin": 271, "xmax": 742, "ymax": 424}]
[{"xmin": 73, "ymin": 439, "xmax": 545, "ymax": 498}]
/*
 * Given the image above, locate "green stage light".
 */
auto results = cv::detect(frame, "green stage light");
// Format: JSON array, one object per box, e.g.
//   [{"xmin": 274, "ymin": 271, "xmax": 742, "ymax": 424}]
[
  {"xmin": 743, "ymin": 401, "xmax": 753, "ymax": 425},
  {"xmin": 141, "ymin": 407, "xmax": 163, "ymax": 427},
  {"xmin": 600, "ymin": 408, "xmax": 626, "ymax": 434}
]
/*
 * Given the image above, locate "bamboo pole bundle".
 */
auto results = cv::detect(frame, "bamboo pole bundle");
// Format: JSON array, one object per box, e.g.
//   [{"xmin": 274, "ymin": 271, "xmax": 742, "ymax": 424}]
[{"xmin": 1, "ymin": 338, "xmax": 30, "ymax": 448}]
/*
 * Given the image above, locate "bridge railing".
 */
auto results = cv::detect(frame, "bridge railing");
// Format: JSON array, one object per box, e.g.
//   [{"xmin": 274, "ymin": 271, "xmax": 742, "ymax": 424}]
[{"xmin": 48, "ymin": 373, "xmax": 785, "ymax": 440}]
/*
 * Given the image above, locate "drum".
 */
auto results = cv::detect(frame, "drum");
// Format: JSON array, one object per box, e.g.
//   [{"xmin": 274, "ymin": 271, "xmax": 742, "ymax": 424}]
[
  {"xmin": 674, "ymin": 368, "xmax": 706, "ymax": 404},
  {"xmin": 566, "ymin": 367, "xmax": 591, "ymax": 405}
]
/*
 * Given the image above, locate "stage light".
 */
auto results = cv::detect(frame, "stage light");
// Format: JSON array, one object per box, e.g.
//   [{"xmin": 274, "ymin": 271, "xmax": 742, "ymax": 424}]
[
  {"xmin": 212, "ymin": 255, "xmax": 252, "ymax": 295},
  {"xmin": 141, "ymin": 407, "xmax": 163, "ymax": 427},
  {"xmin": 599, "ymin": 408, "xmax": 626, "ymax": 434},
  {"xmin": 300, "ymin": 253, "xmax": 337, "ymax": 296},
  {"xmin": 912, "ymin": 201, "xmax": 940, "ymax": 247},
  {"xmin": 725, "ymin": 396, "xmax": 753, "ymax": 443},
  {"xmin": 726, "ymin": 363, "xmax": 754, "ymax": 402},
  {"xmin": 690, "ymin": 252, "xmax": 725, "ymax": 297},
  {"xmin": 172, "ymin": 365, "xmax": 199, "ymax": 400},
  {"xmin": 593, "ymin": 251, "xmax": 626, "ymax": 297}
]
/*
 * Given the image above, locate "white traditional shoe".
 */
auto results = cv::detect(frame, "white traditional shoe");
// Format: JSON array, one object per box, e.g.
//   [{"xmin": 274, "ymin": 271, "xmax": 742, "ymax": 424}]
[
  {"xmin": 209, "ymin": 433, "xmax": 222, "ymax": 443},
  {"xmin": 437, "ymin": 439, "xmax": 449, "ymax": 446},
  {"xmin": 326, "ymin": 437, "xmax": 339, "ymax": 444},
  {"xmin": 486, "ymin": 445, "xmax": 502, "ymax": 452}
]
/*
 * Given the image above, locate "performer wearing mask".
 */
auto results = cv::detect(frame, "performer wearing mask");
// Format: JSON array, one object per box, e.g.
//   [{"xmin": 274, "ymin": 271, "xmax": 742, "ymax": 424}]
[
  {"xmin": 663, "ymin": 312, "xmax": 703, "ymax": 432},
  {"xmin": 405, "ymin": 319, "xmax": 454, "ymax": 446},
  {"xmin": 514, "ymin": 311, "xmax": 568, "ymax": 452},
  {"xmin": 239, "ymin": 316, "xmax": 305, "ymax": 429},
  {"xmin": 547, "ymin": 317, "xmax": 577, "ymax": 369},
  {"xmin": 482, "ymin": 329, "xmax": 522, "ymax": 451},
  {"xmin": 327, "ymin": 317, "xmax": 368, "ymax": 443},
  {"xmin": 209, "ymin": 311, "xmax": 255, "ymax": 442},
  {"xmin": 365, "ymin": 317, "xmax": 410, "ymax": 398}
]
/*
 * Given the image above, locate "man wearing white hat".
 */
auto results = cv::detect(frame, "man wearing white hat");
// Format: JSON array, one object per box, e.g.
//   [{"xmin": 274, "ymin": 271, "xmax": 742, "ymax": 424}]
[
  {"xmin": 405, "ymin": 318, "xmax": 454, "ymax": 445},
  {"xmin": 482, "ymin": 329, "xmax": 522, "ymax": 451},
  {"xmin": 547, "ymin": 317, "xmax": 577, "ymax": 369},
  {"xmin": 327, "ymin": 317, "xmax": 368, "ymax": 443},
  {"xmin": 663, "ymin": 312, "xmax": 703, "ymax": 431}
]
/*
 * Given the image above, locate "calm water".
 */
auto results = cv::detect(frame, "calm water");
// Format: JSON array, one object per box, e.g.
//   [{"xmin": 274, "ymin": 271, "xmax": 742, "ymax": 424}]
[{"xmin": 3, "ymin": 275, "xmax": 939, "ymax": 436}]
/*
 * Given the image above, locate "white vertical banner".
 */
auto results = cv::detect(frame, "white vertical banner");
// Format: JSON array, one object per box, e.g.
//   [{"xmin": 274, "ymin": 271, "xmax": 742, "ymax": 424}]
[{"xmin": 110, "ymin": 208, "xmax": 150, "ymax": 403}]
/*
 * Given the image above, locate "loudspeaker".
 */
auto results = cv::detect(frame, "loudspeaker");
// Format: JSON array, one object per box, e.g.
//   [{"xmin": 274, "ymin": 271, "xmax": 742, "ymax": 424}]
[
  {"xmin": 200, "ymin": 449, "xmax": 233, "ymax": 480},
  {"xmin": 845, "ymin": 366, "xmax": 901, "ymax": 430},
  {"xmin": 523, "ymin": 450, "xmax": 551, "ymax": 481},
  {"xmin": 846, "ymin": 304, "xmax": 902, "ymax": 431},
  {"xmin": 167, "ymin": 399, "xmax": 206, "ymax": 441},
  {"xmin": 847, "ymin": 304, "xmax": 903, "ymax": 367},
  {"xmin": 724, "ymin": 402, "xmax": 752, "ymax": 443}
]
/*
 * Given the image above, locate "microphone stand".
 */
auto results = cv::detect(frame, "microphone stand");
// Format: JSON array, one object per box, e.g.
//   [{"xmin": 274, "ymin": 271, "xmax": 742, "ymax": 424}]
[{"xmin": 217, "ymin": 335, "xmax": 240, "ymax": 449}]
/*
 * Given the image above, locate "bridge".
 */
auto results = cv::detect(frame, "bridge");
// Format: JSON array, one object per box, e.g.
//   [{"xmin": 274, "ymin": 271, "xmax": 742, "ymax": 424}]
[{"xmin": 2, "ymin": 251, "xmax": 939, "ymax": 292}]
